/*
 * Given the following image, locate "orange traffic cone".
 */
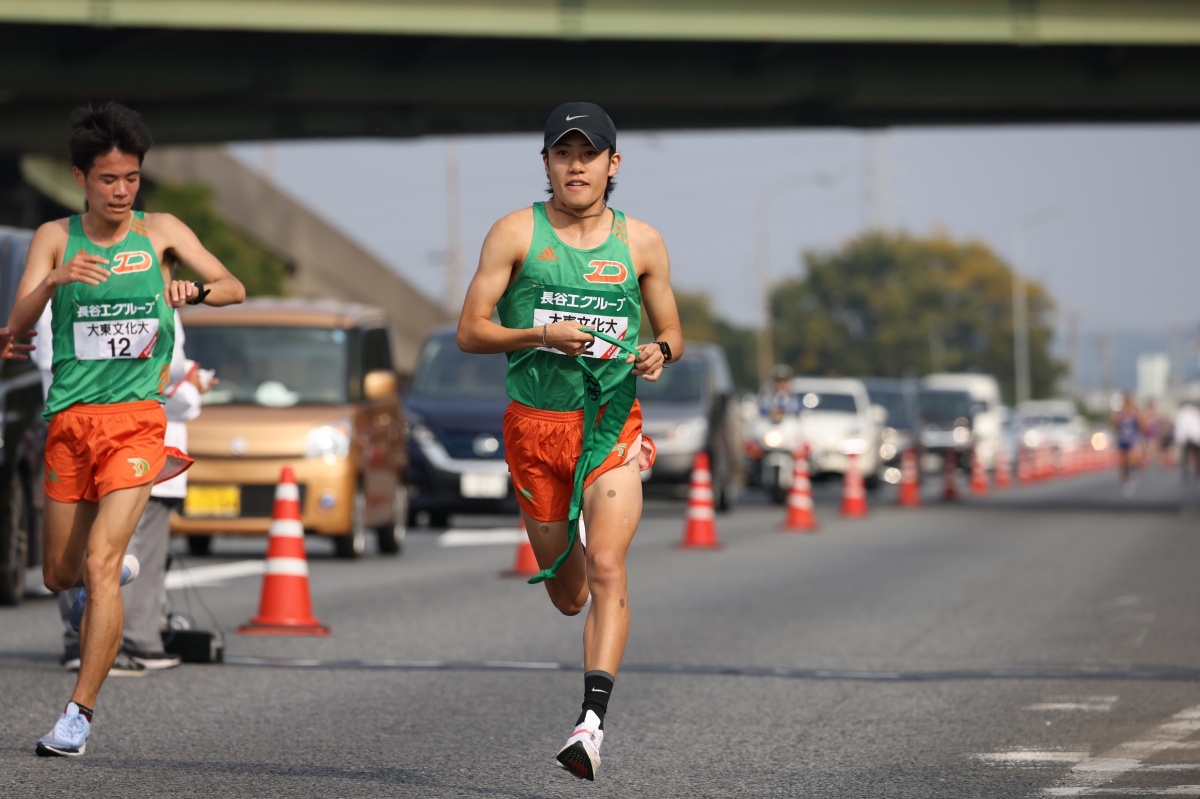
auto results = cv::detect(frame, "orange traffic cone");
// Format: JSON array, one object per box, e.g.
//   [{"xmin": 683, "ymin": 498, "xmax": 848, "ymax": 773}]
[
  {"xmin": 897, "ymin": 448, "xmax": 921, "ymax": 508},
  {"xmin": 679, "ymin": 451, "xmax": 720, "ymax": 548},
  {"xmin": 782, "ymin": 442, "xmax": 818, "ymax": 532},
  {"xmin": 841, "ymin": 452, "xmax": 868, "ymax": 518},
  {"xmin": 239, "ymin": 466, "xmax": 330, "ymax": 636},
  {"xmin": 942, "ymin": 449, "xmax": 959, "ymax": 502},
  {"xmin": 994, "ymin": 442, "xmax": 1011, "ymax": 489},
  {"xmin": 504, "ymin": 516, "xmax": 540, "ymax": 578},
  {"xmin": 1017, "ymin": 445, "xmax": 1033, "ymax": 485},
  {"xmin": 970, "ymin": 444, "xmax": 989, "ymax": 496}
]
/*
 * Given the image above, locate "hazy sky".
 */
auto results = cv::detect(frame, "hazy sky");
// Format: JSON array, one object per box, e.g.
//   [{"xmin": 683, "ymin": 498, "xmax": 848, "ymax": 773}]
[{"xmin": 228, "ymin": 123, "xmax": 1200, "ymax": 341}]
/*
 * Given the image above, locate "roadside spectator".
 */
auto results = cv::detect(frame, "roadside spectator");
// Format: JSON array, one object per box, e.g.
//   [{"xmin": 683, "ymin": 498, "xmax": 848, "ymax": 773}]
[{"xmin": 1173, "ymin": 400, "xmax": 1200, "ymax": 483}]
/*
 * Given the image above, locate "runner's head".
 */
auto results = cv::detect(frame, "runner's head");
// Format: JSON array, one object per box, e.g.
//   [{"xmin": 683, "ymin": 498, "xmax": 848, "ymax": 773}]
[
  {"xmin": 541, "ymin": 102, "xmax": 619, "ymax": 207},
  {"xmin": 68, "ymin": 102, "xmax": 153, "ymax": 223},
  {"xmin": 69, "ymin": 102, "xmax": 153, "ymax": 174}
]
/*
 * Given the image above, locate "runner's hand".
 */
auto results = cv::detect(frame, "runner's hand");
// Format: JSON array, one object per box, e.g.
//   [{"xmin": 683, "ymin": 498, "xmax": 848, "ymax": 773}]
[
  {"xmin": 166, "ymin": 279, "xmax": 199, "ymax": 308},
  {"xmin": 0, "ymin": 327, "xmax": 35, "ymax": 361},
  {"xmin": 51, "ymin": 250, "xmax": 109, "ymax": 287},
  {"xmin": 632, "ymin": 342, "xmax": 665, "ymax": 381},
  {"xmin": 545, "ymin": 321, "xmax": 596, "ymax": 357}
]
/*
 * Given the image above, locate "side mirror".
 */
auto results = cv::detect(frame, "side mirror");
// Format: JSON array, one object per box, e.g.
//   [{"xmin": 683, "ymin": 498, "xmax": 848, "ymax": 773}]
[{"xmin": 364, "ymin": 369, "xmax": 397, "ymax": 400}]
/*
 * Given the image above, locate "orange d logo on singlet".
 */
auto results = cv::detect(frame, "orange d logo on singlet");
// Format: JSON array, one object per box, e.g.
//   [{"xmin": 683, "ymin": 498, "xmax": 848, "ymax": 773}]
[
  {"xmin": 583, "ymin": 260, "xmax": 628, "ymax": 284},
  {"xmin": 110, "ymin": 250, "xmax": 153, "ymax": 275}
]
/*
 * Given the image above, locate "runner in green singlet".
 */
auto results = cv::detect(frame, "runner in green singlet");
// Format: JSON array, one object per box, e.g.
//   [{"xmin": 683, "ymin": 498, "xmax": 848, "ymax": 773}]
[
  {"xmin": 457, "ymin": 102, "xmax": 684, "ymax": 781},
  {"xmin": 7, "ymin": 102, "xmax": 245, "ymax": 757}
]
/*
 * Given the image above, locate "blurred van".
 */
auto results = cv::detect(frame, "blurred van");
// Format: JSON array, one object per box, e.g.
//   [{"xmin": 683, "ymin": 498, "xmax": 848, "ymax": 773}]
[
  {"xmin": 640, "ymin": 342, "xmax": 743, "ymax": 511},
  {"xmin": 171, "ymin": 298, "xmax": 408, "ymax": 558},
  {"xmin": 920, "ymin": 373, "xmax": 1003, "ymax": 469}
]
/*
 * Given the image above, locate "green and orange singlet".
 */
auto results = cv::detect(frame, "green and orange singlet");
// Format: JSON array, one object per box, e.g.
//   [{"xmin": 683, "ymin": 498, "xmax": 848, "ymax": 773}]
[
  {"xmin": 44, "ymin": 212, "xmax": 175, "ymax": 419},
  {"xmin": 498, "ymin": 201, "xmax": 642, "ymax": 582},
  {"xmin": 498, "ymin": 201, "xmax": 641, "ymax": 410}
]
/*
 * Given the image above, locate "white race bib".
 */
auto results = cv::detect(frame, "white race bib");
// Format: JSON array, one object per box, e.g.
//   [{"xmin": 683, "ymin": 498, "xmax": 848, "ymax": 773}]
[
  {"xmin": 73, "ymin": 318, "xmax": 160, "ymax": 360},
  {"xmin": 533, "ymin": 308, "xmax": 629, "ymax": 360}
]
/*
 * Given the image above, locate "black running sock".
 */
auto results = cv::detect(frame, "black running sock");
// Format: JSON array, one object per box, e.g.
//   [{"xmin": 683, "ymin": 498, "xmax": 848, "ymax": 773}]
[
  {"xmin": 71, "ymin": 703, "xmax": 93, "ymax": 722},
  {"xmin": 578, "ymin": 670, "xmax": 614, "ymax": 730}
]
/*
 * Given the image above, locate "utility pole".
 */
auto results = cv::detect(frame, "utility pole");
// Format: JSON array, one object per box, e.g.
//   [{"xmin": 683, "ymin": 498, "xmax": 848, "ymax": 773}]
[
  {"xmin": 864, "ymin": 131, "xmax": 894, "ymax": 232},
  {"xmin": 1011, "ymin": 206, "xmax": 1065, "ymax": 405},
  {"xmin": 754, "ymin": 172, "xmax": 834, "ymax": 385},
  {"xmin": 444, "ymin": 138, "xmax": 462, "ymax": 315},
  {"xmin": 1066, "ymin": 311, "xmax": 1079, "ymax": 397}
]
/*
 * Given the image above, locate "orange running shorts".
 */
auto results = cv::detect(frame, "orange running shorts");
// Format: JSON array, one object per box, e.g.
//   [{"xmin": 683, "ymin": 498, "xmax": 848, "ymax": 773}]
[
  {"xmin": 503, "ymin": 399, "xmax": 644, "ymax": 522},
  {"xmin": 44, "ymin": 400, "xmax": 173, "ymax": 503}
]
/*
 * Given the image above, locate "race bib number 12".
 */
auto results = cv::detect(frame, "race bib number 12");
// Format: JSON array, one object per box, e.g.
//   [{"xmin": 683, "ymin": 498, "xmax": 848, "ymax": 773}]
[{"xmin": 72, "ymin": 298, "xmax": 161, "ymax": 360}]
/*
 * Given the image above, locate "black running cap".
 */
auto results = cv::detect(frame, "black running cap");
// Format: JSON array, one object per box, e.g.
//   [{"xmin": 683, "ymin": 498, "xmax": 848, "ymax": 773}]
[{"xmin": 543, "ymin": 102, "xmax": 617, "ymax": 152}]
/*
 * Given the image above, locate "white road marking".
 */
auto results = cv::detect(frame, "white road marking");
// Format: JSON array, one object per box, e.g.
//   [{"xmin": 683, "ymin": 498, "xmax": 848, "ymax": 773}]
[
  {"xmin": 1045, "ymin": 703, "xmax": 1200, "ymax": 796},
  {"xmin": 1027, "ymin": 696, "xmax": 1119, "ymax": 713},
  {"xmin": 438, "ymin": 528, "xmax": 525, "ymax": 547},
  {"xmin": 979, "ymin": 750, "xmax": 1091, "ymax": 764},
  {"xmin": 1046, "ymin": 788, "xmax": 1200, "ymax": 796},
  {"xmin": 164, "ymin": 560, "xmax": 265, "ymax": 590}
]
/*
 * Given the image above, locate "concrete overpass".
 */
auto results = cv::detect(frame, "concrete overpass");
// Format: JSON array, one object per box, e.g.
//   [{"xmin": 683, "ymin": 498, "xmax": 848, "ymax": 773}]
[{"xmin": 1, "ymin": 1, "xmax": 1200, "ymax": 151}]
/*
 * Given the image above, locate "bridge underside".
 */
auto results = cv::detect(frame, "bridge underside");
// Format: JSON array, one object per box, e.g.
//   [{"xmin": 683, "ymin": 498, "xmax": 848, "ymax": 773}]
[{"xmin": 1, "ymin": 21, "xmax": 1199, "ymax": 152}]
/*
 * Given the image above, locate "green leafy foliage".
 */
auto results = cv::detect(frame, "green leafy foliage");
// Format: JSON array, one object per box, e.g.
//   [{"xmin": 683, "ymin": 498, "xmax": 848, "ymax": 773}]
[
  {"xmin": 144, "ymin": 182, "xmax": 290, "ymax": 296},
  {"xmin": 770, "ymin": 230, "xmax": 1063, "ymax": 403}
]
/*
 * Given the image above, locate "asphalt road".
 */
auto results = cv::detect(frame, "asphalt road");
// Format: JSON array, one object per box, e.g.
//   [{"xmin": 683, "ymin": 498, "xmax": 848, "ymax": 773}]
[{"xmin": 3, "ymin": 466, "xmax": 1200, "ymax": 798}]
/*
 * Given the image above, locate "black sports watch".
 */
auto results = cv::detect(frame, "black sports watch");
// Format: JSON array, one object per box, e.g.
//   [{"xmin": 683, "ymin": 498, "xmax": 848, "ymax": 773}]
[
  {"xmin": 187, "ymin": 281, "xmax": 211, "ymax": 305},
  {"xmin": 654, "ymin": 340, "xmax": 672, "ymax": 364}
]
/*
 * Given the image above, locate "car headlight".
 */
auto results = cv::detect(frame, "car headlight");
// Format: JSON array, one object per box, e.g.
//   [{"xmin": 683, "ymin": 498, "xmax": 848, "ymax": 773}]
[
  {"xmin": 840, "ymin": 438, "xmax": 868, "ymax": 455},
  {"xmin": 952, "ymin": 426, "xmax": 970, "ymax": 444},
  {"xmin": 671, "ymin": 418, "xmax": 708, "ymax": 443},
  {"xmin": 763, "ymin": 428, "xmax": 785, "ymax": 449},
  {"xmin": 305, "ymin": 418, "xmax": 352, "ymax": 459},
  {"xmin": 881, "ymin": 427, "xmax": 898, "ymax": 444}
]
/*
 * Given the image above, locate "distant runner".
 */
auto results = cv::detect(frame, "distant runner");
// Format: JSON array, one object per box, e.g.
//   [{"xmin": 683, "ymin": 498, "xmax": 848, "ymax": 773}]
[{"xmin": 1112, "ymin": 394, "xmax": 1142, "ymax": 494}]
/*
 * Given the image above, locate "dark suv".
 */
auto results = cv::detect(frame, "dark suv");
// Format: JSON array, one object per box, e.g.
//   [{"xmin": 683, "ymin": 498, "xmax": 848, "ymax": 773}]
[
  {"xmin": 0, "ymin": 226, "xmax": 46, "ymax": 605},
  {"xmin": 404, "ymin": 326, "xmax": 516, "ymax": 528}
]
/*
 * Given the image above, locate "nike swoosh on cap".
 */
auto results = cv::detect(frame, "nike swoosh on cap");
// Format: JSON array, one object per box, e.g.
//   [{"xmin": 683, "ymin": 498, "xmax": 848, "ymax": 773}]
[{"xmin": 565, "ymin": 114, "xmax": 589, "ymax": 121}]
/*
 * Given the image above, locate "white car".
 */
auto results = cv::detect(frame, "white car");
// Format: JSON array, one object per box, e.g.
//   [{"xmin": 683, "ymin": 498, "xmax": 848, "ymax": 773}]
[
  {"xmin": 789, "ymin": 377, "xmax": 884, "ymax": 487},
  {"xmin": 1014, "ymin": 399, "xmax": 1089, "ymax": 453}
]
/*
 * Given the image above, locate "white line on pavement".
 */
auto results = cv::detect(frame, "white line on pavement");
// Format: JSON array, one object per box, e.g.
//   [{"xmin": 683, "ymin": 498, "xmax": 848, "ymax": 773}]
[
  {"xmin": 438, "ymin": 529, "xmax": 525, "ymax": 547},
  {"xmin": 1046, "ymin": 788, "xmax": 1200, "ymax": 796},
  {"xmin": 1045, "ymin": 703, "xmax": 1200, "ymax": 795},
  {"xmin": 979, "ymin": 751, "xmax": 1091, "ymax": 764},
  {"xmin": 164, "ymin": 560, "xmax": 265, "ymax": 590}
]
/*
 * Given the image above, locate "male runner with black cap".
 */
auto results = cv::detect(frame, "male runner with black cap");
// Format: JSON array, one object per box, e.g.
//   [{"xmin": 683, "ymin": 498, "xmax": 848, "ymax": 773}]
[{"xmin": 458, "ymin": 101, "xmax": 683, "ymax": 781}]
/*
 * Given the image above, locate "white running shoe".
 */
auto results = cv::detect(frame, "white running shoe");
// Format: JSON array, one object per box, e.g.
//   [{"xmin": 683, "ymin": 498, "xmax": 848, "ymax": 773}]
[
  {"xmin": 556, "ymin": 709, "xmax": 603, "ymax": 781},
  {"xmin": 68, "ymin": 554, "xmax": 140, "ymax": 632},
  {"xmin": 35, "ymin": 702, "xmax": 90, "ymax": 757}
]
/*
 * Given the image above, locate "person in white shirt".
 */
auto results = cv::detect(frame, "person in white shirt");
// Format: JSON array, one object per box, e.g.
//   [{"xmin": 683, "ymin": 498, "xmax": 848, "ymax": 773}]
[{"xmin": 1173, "ymin": 401, "xmax": 1200, "ymax": 483}]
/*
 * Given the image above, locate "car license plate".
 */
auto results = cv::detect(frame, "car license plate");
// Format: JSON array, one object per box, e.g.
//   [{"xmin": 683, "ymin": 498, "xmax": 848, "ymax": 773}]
[
  {"xmin": 184, "ymin": 485, "xmax": 241, "ymax": 518},
  {"xmin": 461, "ymin": 472, "xmax": 507, "ymax": 499}
]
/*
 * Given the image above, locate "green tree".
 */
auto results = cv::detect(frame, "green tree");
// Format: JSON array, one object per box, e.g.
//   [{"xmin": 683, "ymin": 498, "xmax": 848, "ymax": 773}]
[
  {"xmin": 144, "ymin": 182, "xmax": 290, "ymax": 296},
  {"xmin": 771, "ymin": 230, "xmax": 1062, "ymax": 402}
]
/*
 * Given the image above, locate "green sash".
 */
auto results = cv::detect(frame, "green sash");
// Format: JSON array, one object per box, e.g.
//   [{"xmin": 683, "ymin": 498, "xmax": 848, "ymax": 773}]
[{"xmin": 527, "ymin": 329, "xmax": 641, "ymax": 584}]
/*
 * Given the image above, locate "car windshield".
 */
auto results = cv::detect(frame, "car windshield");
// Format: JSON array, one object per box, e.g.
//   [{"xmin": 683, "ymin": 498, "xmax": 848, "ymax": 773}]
[
  {"xmin": 411, "ymin": 335, "xmax": 509, "ymax": 399},
  {"xmin": 799, "ymin": 392, "xmax": 857, "ymax": 413},
  {"xmin": 867, "ymin": 388, "xmax": 910, "ymax": 425},
  {"xmin": 639, "ymin": 358, "xmax": 705, "ymax": 403},
  {"xmin": 187, "ymin": 325, "xmax": 350, "ymax": 407},
  {"xmin": 918, "ymin": 389, "xmax": 972, "ymax": 420}
]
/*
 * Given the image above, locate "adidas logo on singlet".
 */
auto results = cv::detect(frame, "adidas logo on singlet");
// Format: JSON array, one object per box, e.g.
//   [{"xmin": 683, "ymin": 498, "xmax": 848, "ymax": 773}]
[{"xmin": 536, "ymin": 247, "xmax": 558, "ymax": 262}]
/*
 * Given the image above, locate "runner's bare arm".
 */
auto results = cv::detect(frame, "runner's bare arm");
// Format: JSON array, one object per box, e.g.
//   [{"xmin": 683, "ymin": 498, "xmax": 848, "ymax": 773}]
[
  {"xmin": 150, "ymin": 213, "xmax": 246, "ymax": 308},
  {"xmin": 629, "ymin": 218, "xmax": 683, "ymax": 380},
  {"xmin": 457, "ymin": 210, "xmax": 596, "ymax": 356},
  {"xmin": 6, "ymin": 220, "xmax": 100, "ymax": 336}
]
